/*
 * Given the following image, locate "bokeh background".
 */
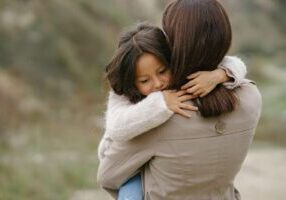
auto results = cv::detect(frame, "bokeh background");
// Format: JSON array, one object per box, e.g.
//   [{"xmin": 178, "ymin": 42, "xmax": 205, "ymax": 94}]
[{"xmin": 0, "ymin": 0, "xmax": 285, "ymax": 200}]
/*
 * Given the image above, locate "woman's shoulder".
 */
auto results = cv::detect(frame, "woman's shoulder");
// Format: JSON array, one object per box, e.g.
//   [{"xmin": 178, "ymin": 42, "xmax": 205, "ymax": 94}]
[
  {"xmin": 237, "ymin": 79, "xmax": 261, "ymax": 98},
  {"xmin": 235, "ymin": 79, "xmax": 262, "ymax": 114}
]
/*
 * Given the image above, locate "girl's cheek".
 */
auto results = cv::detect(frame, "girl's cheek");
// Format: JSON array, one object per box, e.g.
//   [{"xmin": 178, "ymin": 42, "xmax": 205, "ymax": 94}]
[
  {"xmin": 144, "ymin": 86, "xmax": 152, "ymax": 96},
  {"xmin": 166, "ymin": 74, "xmax": 172, "ymax": 83},
  {"xmin": 166, "ymin": 71, "xmax": 172, "ymax": 80},
  {"xmin": 138, "ymin": 84, "xmax": 151, "ymax": 96}
]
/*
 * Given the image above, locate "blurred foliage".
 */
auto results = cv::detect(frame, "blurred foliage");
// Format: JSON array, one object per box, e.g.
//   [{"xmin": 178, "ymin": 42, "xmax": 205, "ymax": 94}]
[
  {"xmin": 220, "ymin": 0, "xmax": 286, "ymax": 144},
  {"xmin": 0, "ymin": 0, "xmax": 285, "ymax": 199},
  {"xmin": 0, "ymin": 0, "xmax": 163, "ymax": 199},
  {"xmin": 223, "ymin": 0, "xmax": 286, "ymax": 58},
  {"xmin": 0, "ymin": 0, "xmax": 161, "ymax": 133}
]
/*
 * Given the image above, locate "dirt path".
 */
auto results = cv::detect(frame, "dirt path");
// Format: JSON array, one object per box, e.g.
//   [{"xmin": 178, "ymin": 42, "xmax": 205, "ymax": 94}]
[
  {"xmin": 82, "ymin": 142, "xmax": 286, "ymax": 200},
  {"xmin": 235, "ymin": 142, "xmax": 286, "ymax": 200}
]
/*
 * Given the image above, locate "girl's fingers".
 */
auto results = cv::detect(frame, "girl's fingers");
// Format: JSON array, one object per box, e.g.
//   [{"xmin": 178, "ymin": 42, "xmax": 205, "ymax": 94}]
[
  {"xmin": 176, "ymin": 90, "xmax": 187, "ymax": 97},
  {"xmin": 187, "ymin": 72, "xmax": 201, "ymax": 79},
  {"xmin": 193, "ymin": 89, "xmax": 204, "ymax": 96},
  {"xmin": 164, "ymin": 89, "xmax": 176, "ymax": 93},
  {"xmin": 181, "ymin": 80, "xmax": 197, "ymax": 90},
  {"xmin": 178, "ymin": 94, "xmax": 195, "ymax": 102},
  {"xmin": 175, "ymin": 108, "xmax": 191, "ymax": 118},
  {"xmin": 200, "ymin": 89, "xmax": 212, "ymax": 97},
  {"xmin": 199, "ymin": 91, "xmax": 209, "ymax": 97},
  {"xmin": 187, "ymin": 85, "xmax": 200, "ymax": 94},
  {"xmin": 179, "ymin": 103, "xmax": 198, "ymax": 111}
]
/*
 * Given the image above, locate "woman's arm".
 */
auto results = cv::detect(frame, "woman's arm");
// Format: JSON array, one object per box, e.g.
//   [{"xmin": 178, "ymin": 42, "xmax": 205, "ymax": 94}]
[{"xmin": 97, "ymin": 133, "xmax": 156, "ymax": 191}]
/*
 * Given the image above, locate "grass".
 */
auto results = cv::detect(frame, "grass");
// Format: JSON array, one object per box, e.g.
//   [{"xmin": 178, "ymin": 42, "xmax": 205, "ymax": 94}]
[
  {"xmin": 0, "ymin": 158, "xmax": 99, "ymax": 200},
  {"xmin": 0, "ymin": 109, "xmax": 103, "ymax": 200}
]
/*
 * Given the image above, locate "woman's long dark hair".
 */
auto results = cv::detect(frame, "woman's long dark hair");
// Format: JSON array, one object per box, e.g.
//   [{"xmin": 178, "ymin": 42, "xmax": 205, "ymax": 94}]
[
  {"xmin": 162, "ymin": 0, "xmax": 238, "ymax": 117},
  {"xmin": 105, "ymin": 23, "xmax": 171, "ymax": 103}
]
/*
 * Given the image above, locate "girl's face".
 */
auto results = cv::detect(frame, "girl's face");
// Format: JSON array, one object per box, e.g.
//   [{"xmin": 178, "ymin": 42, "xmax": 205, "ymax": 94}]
[{"xmin": 135, "ymin": 53, "xmax": 171, "ymax": 96}]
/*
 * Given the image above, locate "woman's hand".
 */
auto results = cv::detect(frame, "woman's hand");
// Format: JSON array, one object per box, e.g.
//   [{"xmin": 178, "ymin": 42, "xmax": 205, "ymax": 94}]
[
  {"xmin": 163, "ymin": 90, "xmax": 198, "ymax": 118},
  {"xmin": 181, "ymin": 69, "xmax": 229, "ymax": 97}
]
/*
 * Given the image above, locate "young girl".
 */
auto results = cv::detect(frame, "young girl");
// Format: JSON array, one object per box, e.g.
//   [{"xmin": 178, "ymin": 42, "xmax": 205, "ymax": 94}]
[{"xmin": 98, "ymin": 23, "xmax": 246, "ymax": 200}]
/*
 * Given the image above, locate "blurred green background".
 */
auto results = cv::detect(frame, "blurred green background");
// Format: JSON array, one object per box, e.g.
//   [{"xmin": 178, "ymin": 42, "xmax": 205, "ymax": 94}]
[{"xmin": 0, "ymin": 0, "xmax": 285, "ymax": 200}]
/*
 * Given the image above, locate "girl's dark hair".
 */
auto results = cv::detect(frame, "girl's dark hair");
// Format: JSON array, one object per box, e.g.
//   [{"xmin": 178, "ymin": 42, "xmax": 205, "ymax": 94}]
[
  {"xmin": 162, "ymin": 0, "xmax": 238, "ymax": 117},
  {"xmin": 105, "ymin": 23, "xmax": 171, "ymax": 103}
]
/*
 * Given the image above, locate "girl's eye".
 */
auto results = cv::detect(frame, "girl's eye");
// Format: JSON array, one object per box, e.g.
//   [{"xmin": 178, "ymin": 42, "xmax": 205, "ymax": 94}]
[
  {"xmin": 159, "ymin": 68, "xmax": 167, "ymax": 74},
  {"xmin": 140, "ymin": 80, "xmax": 148, "ymax": 84}
]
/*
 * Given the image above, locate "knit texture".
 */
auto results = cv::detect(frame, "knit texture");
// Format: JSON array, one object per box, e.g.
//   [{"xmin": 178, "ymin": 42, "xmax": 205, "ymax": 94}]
[{"xmin": 219, "ymin": 56, "xmax": 247, "ymax": 89}]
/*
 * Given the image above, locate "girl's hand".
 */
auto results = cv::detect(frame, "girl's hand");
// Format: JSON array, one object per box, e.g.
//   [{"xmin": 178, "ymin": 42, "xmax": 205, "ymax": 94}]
[
  {"xmin": 181, "ymin": 69, "xmax": 229, "ymax": 97},
  {"xmin": 163, "ymin": 90, "xmax": 198, "ymax": 118}
]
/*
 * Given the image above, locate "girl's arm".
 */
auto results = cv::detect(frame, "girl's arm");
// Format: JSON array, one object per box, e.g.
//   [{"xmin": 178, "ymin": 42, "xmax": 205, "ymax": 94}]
[
  {"xmin": 98, "ymin": 92, "xmax": 167, "ymax": 160},
  {"xmin": 104, "ymin": 91, "xmax": 173, "ymax": 142},
  {"xmin": 219, "ymin": 56, "xmax": 247, "ymax": 89},
  {"xmin": 181, "ymin": 56, "xmax": 247, "ymax": 96},
  {"xmin": 104, "ymin": 90, "xmax": 197, "ymax": 143},
  {"xmin": 98, "ymin": 90, "xmax": 196, "ymax": 160}
]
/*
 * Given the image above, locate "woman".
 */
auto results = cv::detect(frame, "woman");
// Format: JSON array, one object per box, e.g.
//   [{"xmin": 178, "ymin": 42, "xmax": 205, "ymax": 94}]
[
  {"xmin": 99, "ymin": 23, "xmax": 246, "ymax": 200},
  {"xmin": 97, "ymin": 0, "xmax": 262, "ymax": 199}
]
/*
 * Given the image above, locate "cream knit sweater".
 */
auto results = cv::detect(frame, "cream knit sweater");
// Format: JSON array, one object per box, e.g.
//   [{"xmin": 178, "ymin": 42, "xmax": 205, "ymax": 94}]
[{"xmin": 98, "ymin": 56, "xmax": 247, "ymax": 160}]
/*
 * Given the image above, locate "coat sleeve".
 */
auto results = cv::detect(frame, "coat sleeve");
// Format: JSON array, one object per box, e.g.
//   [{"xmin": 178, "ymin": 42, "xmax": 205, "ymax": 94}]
[
  {"xmin": 105, "ymin": 91, "xmax": 173, "ymax": 141},
  {"xmin": 219, "ymin": 56, "xmax": 247, "ymax": 89},
  {"xmin": 97, "ymin": 133, "xmax": 156, "ymax": 190}
]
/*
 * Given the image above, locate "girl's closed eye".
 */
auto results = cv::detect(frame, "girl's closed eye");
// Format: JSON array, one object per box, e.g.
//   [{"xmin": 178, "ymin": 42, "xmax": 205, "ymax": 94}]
[
  {"xmin": 159, "ymin": 68, "xmax": 167, "ymax": 74},
  {"xmin": 139, "ymin": 79, "xmax": 149, "ymax": 84}
]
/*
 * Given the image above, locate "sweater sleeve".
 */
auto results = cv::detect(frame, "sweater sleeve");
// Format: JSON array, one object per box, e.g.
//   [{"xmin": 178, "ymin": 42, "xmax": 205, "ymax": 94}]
[
  {"xmin": 105, "ymin": 91, "xmax": 174, "ymax": 142},
  {"xmin": 219, "ymin": 56, "xmax": 247, "ymax": 89}
]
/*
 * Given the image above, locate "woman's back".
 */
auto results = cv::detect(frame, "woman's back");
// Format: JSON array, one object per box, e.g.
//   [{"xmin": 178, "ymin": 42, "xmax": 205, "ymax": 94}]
[{"xmin": 142, "ymin": 82, "xmax": 262, "ymax": 200}]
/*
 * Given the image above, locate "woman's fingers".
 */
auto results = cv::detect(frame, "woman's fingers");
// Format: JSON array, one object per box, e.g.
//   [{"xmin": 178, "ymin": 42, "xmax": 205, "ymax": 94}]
[{"xmin": 179, "ymin": 103, "xmax": 198, "ymax": 111}]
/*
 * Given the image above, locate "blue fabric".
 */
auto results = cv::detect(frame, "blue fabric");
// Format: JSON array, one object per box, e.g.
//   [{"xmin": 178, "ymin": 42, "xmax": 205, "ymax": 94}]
[{"xmin": 118, "ymin": 173, "xmax": 143, "ymax": 200}]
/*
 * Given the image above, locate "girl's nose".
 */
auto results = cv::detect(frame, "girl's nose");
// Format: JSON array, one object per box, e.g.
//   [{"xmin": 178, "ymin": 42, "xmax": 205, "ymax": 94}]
[{"xmin": 153, "ymin": 77, "xmax": 164, "ymax": 90}]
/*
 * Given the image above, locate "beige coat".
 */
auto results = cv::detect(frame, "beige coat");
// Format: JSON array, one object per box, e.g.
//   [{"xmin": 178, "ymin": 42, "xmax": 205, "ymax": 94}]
[{"xmin": 97, "ymin": 82, "xmax": 262, "ymax": 200}]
